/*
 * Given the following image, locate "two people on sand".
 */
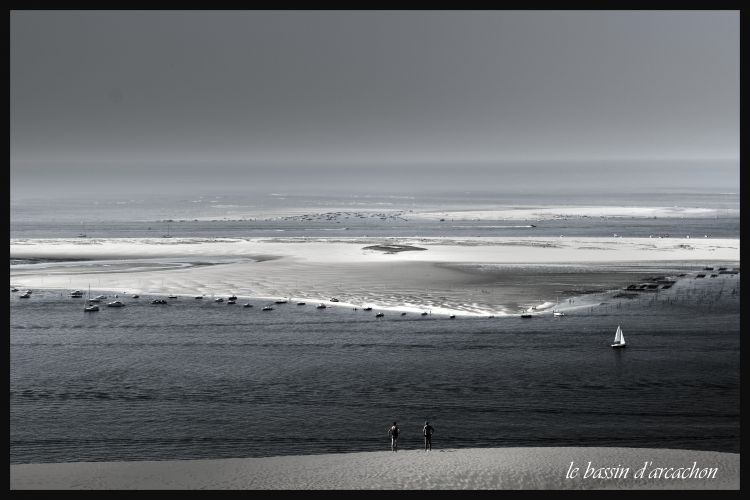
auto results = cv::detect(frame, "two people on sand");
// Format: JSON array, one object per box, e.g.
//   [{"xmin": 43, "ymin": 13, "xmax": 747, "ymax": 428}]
[{"xmin": 387, "ymin": 421, "xmax": 434, "ymax": 452}]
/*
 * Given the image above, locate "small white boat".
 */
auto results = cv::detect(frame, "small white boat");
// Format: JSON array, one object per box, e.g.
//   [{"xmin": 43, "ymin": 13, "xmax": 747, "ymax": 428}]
[
  {"xmin": 227, "ymin": 300, "xmax": 236, "ymax": 305},
  {"xmin": 214, "ymin": 298, "xmax": 224, "ymax": 303},
  {"xmin": 262, "ymin": 305, "xmax": 274, "ymax": 311},
  {"xmin": 107, "ymin": 300, "xmax": 125, "ymax": 307},
  {"xmin": 19, "ymin": 292, "xmax": 31, "ymax": 298},
  {"xmin": 330, "ymin": 298, "xmax": 340, "ymax": 302},
  {"xmin": 316, "ymin": 304, "xmax": 327, "ymax": 309},
  {"xmin": 168, "ymin": 294, "xmax": 178, "ymax": 299},
  {"xmin": 84, "ymin": 304, "xmax": 99, "ymax": 312},
  {"xmin": 611, "ymin": 325, "xmax": 627, "ymax": 348},
  {"xmin": 553, "ymin": 311, "xmax": 565, "ymax": 317},
  {"xmin": 11, "ymin": 288, "xmax": 18, "ymax": 292},
  {"xmin": 132, "ymin": 294, "xmax": 140, "ymax": 299},
  {"xmin": 70, "ymin": 290, "xmax": 83, "ymax": 298},
  {"xmin": 94, "ymin": 295, "xmax": 107, "ymax": 300},
  {"xmin": 243, "ymin": 303, "xmax": 253, "ymax": 308}
]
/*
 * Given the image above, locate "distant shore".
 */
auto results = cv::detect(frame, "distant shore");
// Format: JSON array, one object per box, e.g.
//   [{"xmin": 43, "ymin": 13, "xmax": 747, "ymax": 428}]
[
  {"xmin": 9, "ymin": 236, "xmax": 740, "ymax": 316},
  {"xmin": 10, "ymin": 447, "xmax": 739, "ymax": 490}
]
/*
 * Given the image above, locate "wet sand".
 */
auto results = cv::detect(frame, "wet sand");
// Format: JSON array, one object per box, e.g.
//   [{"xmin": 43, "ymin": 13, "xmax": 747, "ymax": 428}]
[{"xmin": 9, "ymin": 236, "xmax": 739, "ymax": 316}]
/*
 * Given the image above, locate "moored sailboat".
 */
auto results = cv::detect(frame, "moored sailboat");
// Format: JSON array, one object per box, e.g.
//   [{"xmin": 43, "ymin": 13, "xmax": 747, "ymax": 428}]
[{"xmin": 611, "ymin": 325, "xmax": 626, "ymax": 348}]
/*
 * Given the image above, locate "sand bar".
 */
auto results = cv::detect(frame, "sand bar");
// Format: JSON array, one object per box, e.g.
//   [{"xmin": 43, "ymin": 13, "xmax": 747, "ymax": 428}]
[{"xmin": 10, "ymin": 237, "xmax": 739, "ymax": 316}]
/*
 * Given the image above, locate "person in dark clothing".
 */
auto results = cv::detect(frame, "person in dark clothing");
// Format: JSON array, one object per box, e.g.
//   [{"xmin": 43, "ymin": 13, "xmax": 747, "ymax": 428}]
[
  {"xmin": 388, "ymin": 421, "xmax": 400, "ymax": 452},
  {"xmin": 423, "ymin": 421, "xmax": 434, "ymax": 451}
]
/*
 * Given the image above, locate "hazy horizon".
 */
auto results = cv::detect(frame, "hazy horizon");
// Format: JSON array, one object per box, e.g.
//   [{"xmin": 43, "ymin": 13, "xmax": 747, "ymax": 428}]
[{"xmin": 10, "ymin": 10, "xmax": 739, "ymax": 200}]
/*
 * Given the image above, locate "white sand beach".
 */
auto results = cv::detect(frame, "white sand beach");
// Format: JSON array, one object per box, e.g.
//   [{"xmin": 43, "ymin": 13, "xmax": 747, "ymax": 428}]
[
  {"xmin": 10, "ymin": 447, "xmax": 739, "ymax": 490},
  {"xmin": 10, "ymin": 236, "xmax": 740, "ymax": 316}
]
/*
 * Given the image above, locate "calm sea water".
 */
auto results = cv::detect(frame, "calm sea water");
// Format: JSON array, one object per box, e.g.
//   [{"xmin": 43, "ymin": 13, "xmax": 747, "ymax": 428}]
[
  {"xmin": 10, "ymin": 191, "xmax": 740, "ymax": 239},
  {"xmin": 9, "ymin": 191, "xmax": 740, "ymax": 463},
  {"xmin": 10, "ymin": 282, "xmax": 739, "ymax": 464}
]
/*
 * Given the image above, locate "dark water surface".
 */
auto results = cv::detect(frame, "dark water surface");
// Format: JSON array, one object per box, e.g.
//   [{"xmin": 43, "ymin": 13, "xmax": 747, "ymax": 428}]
[{"xmin": 10, "ymin": 287, "xmax": 739, "ymax": 464}]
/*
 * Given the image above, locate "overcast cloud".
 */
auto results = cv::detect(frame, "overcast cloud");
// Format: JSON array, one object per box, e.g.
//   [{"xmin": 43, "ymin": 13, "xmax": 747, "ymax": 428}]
[{"xmin": 10, "ymin": 10, "xmax": 739, "ymax": 197}]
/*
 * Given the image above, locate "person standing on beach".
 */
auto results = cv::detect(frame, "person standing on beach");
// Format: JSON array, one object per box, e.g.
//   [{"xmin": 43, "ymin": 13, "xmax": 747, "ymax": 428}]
[
  {"xmin": 423, "ymin": 421, "xmax": 434, "ymax": 451},
  {"xmin": 388, "ymin": 421, "xmax": 400, "ymax": 452}
]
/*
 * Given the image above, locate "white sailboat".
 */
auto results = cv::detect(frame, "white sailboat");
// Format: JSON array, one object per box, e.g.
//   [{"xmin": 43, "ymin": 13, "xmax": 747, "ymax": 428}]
[
  {"xmin": 84, "ymin": 285, "xmax": 99, "ymax": 312},
  {"xmin": 611, "ymin": 325, "xmax": 626, "ymax": 348}
]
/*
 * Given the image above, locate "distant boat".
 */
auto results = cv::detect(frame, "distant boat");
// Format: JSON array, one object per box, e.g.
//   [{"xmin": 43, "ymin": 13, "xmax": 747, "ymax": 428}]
[
  {"xmin": 228, "ymin": 295, "xmax": 238, "ymax": 301},
  {"xmin": 553, "ymin": 311, "xmax": 565, "ymax": 317},
  {"xmin": 11, "ymin": 288, "xmax": 18, "ymax": 292},
  {"xmin": 375, "ymin": 312, "xmax": 384, "ymax": 317},
  {"xmin": 401, "ymin": 312, "xmax": 407, "ymax": 316},
  {"xmin": 77, "ymin": 222, "xmax": 87, "ymax": 238},
  {"xmin": 296, "ymin": 302, "xmax": 306, "ymax": 306},
  {"xmin": 132, "ymin": 294, "xmax": 139, "ymax": 299},
  {"xmin": 70, "ymin": 290, "xmax": 83, "ymax": 298},
  {"xmin": 194, "ymin": 296, "xmax": 203, "ymax": 299},
  {"xmin": 521, "ymin": 313, "xmax": 533, "ymax": 318},
  {"xmin": 421, "ymin": 311, "xmax": 428, "ymax": 316},
  {"xmin": 151, "ymin": 299, "xmax": 168, "ymax": 304},
  {"xmin": 227, "ymin": 300, "xmax": 236, "ymax": 305},
  {"xmin": 243, "ymin": 303, "xmax": 253, "ymax": 308},
  {"xmin": 316, "ymin": 304, "xmax": 327, "ymax": 309},
  {"xmin": 107, "ymin": 300, "xmax": 125, "ymax": 307},
  {"xmin": 214, "ymin": 298, "xmax": 224, "ymax": 303},
  {"xmin": 162, "ymin": 223, "xmax": 172, "ymax": 238},
  {"xmin": 84, "ymin": 286, "xmax": 99, "ymax": 312},
  {"xmin": 94, "ymin": 295, "xmax": 107, "ymax": 300},
  {"xmin": 611, "ymin": 325, "xmax": 627, "ymax": 348},
  {"xmin": 449, "ymin": 314, "xmax": 456, "ymax": 319},
  {"xmin": 275, "ymin": 299, "xmax": 288, "ymax": 304},
  {"xmin": 168, "ymin": 294, "xmax": 178, "ymax": 299},
  {"xmin": 19, "ymin": 292, "xmax": 31, "ymax": 298},
  {"xmin": 262, "ymin": 305, "xmax": 274, "ymax": 311},
  {"xmin": 364, "ymin": 307, "xmax": 373, "ymax": 311},
  {"xmin": 330, "ymin": 298, "xmax": 340, "ymax": 302}
]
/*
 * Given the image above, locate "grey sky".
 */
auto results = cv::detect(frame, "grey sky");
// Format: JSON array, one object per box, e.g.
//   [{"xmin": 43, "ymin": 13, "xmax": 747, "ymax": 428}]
[{"xmin": 10, "ymin": 10, "xmax": 739, "ymax": 196}]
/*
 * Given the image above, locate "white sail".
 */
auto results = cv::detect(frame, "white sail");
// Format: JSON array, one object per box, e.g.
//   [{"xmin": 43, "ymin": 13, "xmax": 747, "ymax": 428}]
[{"xmin": 614, "ymin": 325, "xmax": 623, "ymax": 344}]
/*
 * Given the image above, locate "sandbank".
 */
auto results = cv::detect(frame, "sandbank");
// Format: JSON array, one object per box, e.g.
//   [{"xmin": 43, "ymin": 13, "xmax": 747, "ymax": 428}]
[{"xmin": 9, "ymin": 236, "xmax": 739, "ymax": 316}]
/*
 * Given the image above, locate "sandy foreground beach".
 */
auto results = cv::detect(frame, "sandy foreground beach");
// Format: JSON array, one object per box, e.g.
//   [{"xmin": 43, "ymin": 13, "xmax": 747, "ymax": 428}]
[
  {"xmin": 9, "ymin": 236, "xmax": 740, "ymax": 316},
  {"xmin": 10, "ymin": 447, "xmax": 739, "ymax": 490}
]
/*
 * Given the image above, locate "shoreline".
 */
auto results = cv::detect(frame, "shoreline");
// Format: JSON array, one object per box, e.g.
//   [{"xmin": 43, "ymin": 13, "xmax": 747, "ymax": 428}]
[
  {"xmin": 10, "ymin": 236, "xmax": 740, "ymax": 317},
  {"xmin": 10, "ymin": 446, "xmax": 739, "ymax": 489}
]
